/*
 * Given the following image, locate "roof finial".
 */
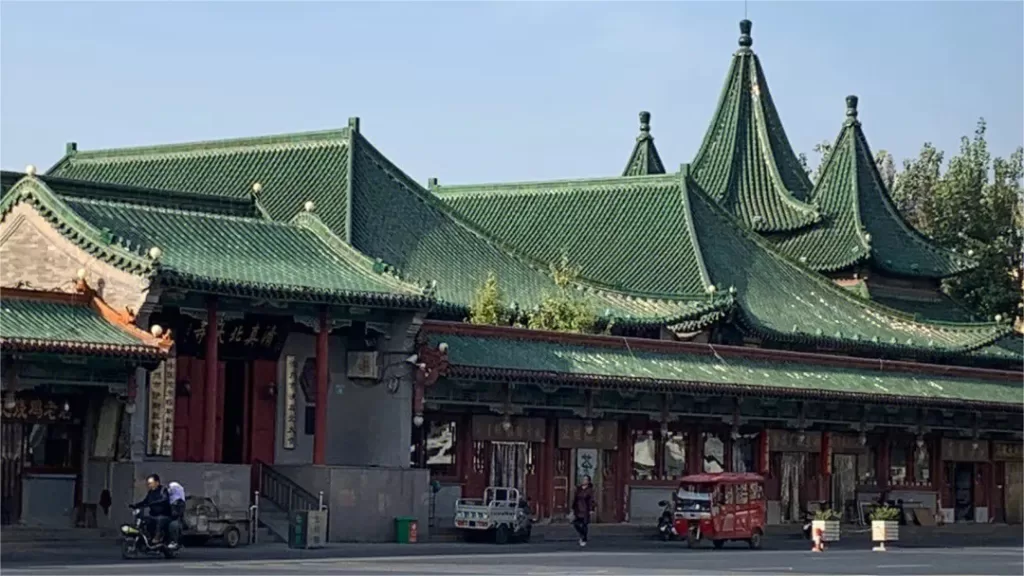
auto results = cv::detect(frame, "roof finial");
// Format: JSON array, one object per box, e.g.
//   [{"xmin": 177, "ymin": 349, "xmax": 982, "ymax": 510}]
[
  {"xmin": 639, "ymin": 111, "xmax": 651, "ymax": 133},
  {"xmin": 846, "ymin": 95, "xmax": 859, "ymax": 121},
  {"xmin": 739, "ymin": 19, "xmax": 753, "ymax": 48}
]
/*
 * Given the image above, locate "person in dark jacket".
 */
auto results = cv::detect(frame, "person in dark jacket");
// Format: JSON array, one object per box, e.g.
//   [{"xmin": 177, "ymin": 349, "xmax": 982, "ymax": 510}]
[
  {"xmin": 131, "ymin": 474, "xmax": 171, "ymax": 543},
  {"xmin": 572, "ymin": 475, "xmax": 595, "ymax": 547}
]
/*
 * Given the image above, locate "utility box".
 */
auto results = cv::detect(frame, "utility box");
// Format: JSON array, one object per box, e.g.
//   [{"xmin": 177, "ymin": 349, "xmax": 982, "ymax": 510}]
[
  {"xmin": 288, "ymin": 511, "xmax": 308, "ymax": 549},
  {"xmin": 289, "ymin": 510, "xmax": 328, "ymax": 549},
  {"xmin": 395, "ymin": 516, "xmax": 418, "ymax": 543}
]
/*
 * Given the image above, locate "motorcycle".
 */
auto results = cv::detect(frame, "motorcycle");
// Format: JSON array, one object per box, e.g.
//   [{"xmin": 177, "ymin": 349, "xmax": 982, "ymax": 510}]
[
  {"xmin": 657, "ymin": 500, "xmax": 678, "ymax": 541},
  {"xmin": 120, "ymin": 508, "xmax": 182, "ymax": 560}
]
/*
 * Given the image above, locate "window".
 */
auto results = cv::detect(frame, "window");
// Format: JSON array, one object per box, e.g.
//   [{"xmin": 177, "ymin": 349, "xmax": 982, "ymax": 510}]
[
  {"xmin": 632, "ymin": 430, "xmax": 656, "ymax": 480},
  {"xmin": 736, "ymin": 482, "xmax": 749, "ymax": 504},
  {"xmin": 731, "ymin": 434, "xmax": 757, "ymax": 472},
  {"xmin": 724, "ymin": 485, "xmax": 735, "ymax": 505},
  {"xmin": 914, "ymin": 441, "xmax": 930, "ymax": 484},
  {"xmin": 703, "ymin": 433, "xmax": 725, "ymax": 473},
  {"xmin": 25, "ymin": 424, "xmax": 77, "ymax": 469},
  {"xmin": 663, "ymin": 431, "xmax": 688, "ymax": 479},
  {"xmin": 857, "ymin": 447, "xmax": 877, "ymax": 484},
  {"xmin": 890, "ymin": 444, "xmax": 909, "ymax": 485}
]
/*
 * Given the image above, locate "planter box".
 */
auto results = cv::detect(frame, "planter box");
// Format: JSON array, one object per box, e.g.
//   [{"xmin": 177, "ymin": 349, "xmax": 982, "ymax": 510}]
[
  {"xmin": 812, "ymin": 519, "xmax": 840, "ymax": 542},
  {"xmin": 871, "ymin": 520, "xmax": 899, "ymax": 542}
]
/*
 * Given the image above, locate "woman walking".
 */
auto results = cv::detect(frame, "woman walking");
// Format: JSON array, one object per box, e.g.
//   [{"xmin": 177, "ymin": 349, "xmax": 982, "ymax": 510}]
[{"xmin": 572, "ymin": 475, "xmax": 595, "ymax": 547}]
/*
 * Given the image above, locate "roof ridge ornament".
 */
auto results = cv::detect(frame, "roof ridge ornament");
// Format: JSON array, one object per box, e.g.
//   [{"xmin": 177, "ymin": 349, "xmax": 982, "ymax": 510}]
[
  {"xmin": 845, "ymin": 95, "xmax": 860, "ymax": 125},
  {"xmin": 738, "ymin": 19, "xmax": 753, "ymax": 49},
  {"xmin": 638, "ymin": 111, "xmax": 652, "ymax": 139}
]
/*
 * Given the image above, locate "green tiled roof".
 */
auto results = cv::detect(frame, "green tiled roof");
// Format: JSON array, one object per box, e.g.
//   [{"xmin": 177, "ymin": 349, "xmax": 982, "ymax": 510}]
[
  {"xmin": 973, "ymin": 334, "xmax": 1024, "ymax": 365},
  {"xmin": 2, "ymin": 176, "xmax": 433, "ymax": 309},
  {"xmin": 0, "ymin": 292, "xmax": 166, "ymax": 359},
  {"xmin": 684, "ymin": 168, "xmax": 1011, "ymax": 354},
  {"xmin": 347, "ymin": 133, "xmax": 725, "ymax": 327},
  {"xmin": 772, "ymin": 97, "xmax": 974, "ymax": 278},
  {"xmin": 691, "ymin": 20, "xmax": 820, "ymax": 233},
  {"xmin": 48, "ymin": 128, "xmax": 352, "ymax": 240},
  {"xmin": 424, "ymin": 326, "xmax": 1023, "ymax": 408},
  {"xmin": 436, "ymin": 173, "xmax": 710, "ymax": 298},
  {"xmin": 622, "ymin": 112, "xmax": 666, "ymax": 177},
  {"xmin": 871, "ymin": 294, "xmax": 978, "ymax": 324}
]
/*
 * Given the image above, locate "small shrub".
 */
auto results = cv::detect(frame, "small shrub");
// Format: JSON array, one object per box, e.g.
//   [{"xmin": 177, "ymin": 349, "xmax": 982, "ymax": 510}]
[
  {"xmin": 814, "ymin": 508, "xmax": 842, "ymax": 521},
  {"xmin": 869, "ymin": 505, "xmax": 901, "ymax": 522}
]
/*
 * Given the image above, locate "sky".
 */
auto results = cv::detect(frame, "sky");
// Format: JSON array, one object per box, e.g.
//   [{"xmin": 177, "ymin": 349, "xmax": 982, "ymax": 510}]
[{"xmin": 1, "ymin": 1, "xmax": 1022, "ymax": 186}]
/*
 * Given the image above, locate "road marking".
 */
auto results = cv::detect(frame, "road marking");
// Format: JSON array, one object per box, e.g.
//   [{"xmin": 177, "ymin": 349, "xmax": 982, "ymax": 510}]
[{"xmin": 876, "ymin": 565, "xmax": 932, "ymax": 569}]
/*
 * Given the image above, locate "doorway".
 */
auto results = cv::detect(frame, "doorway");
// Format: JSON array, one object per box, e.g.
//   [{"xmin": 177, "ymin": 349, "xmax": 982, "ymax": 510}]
[
  {"xmin": 1005, "ymin": 462, "xmax": 1023, "ymax": 524},
  {"xmin": 779, "ymin": 452, "xmax": 807, "ymax": 523},
  {"xmin": 490, "ymin": 442, "xmax": 528, "ymax": 494},
  {"xmin": 222, "ymin": 360, "xmax": 247, "ymax": 464},
  {"xmin": 953, "ymin": 463, "xmax": 974, "ymax": 522}
]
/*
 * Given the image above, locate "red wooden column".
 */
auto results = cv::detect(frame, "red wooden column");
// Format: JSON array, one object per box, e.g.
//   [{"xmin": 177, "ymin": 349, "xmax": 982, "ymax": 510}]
[
  {"xmin": 312, "ymin": 306, "xmax": 330, "ymax": 465},
  {"xmin": 203, "ymin": 300, "xmax": 219, "ymax": 462}
]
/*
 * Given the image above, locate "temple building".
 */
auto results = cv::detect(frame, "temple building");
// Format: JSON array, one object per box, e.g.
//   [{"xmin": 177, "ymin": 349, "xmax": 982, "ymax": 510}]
[{"xmin": 1, "ymin": 19, "xmax": 1020, "ymax": 539}]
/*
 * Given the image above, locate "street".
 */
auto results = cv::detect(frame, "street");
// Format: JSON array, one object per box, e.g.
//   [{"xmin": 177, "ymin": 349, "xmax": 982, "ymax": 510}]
[{"xmin": 3, "ymin": 544, "xmax": 1022, "ymax": 575}]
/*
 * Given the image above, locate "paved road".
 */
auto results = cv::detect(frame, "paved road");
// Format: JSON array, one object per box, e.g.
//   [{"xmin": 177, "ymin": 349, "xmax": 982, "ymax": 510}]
[{"xmin": 4, "ymin": 546, "xmax": 1023, "ymax": 576}]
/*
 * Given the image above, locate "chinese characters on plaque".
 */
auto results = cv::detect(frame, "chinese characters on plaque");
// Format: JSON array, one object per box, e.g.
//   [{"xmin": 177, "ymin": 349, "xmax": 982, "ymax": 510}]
[
  {"xmin": 169, "ymin": 315, "xmax": 289, "ymax": 360},
  {"xmin": 471, "ymin": 416, "xmax": 545, "ymax": 443},
  {"xmin": 557, "ymin": 419, "xmax": 618, "ymax": 450},
  {"xmin": 1, "ymin": 397, "xmax": 72, "ymax": 422},
  {"xmin": 283, "ymin": 355, "xmax": 298, "ymax": 450},
  {"xmin": 147, "ymin": 357, "xmax": 176, "ymax": 457}
]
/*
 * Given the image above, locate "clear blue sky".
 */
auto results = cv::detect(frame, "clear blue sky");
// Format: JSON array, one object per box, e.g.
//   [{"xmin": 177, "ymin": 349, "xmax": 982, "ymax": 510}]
[{"xmin": 2, "ymin": 2, "xmax": 1021, "ymax": 185}]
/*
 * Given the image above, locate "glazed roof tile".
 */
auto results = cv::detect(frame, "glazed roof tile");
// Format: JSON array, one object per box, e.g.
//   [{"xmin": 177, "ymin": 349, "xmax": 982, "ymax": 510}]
[
  {"xmin": 622, "ymin": 111, "xmax": 666, "ymax": 177},
  {"xmin": 691, "ymin": 20, "xmax": 820, "ymax": 233},
  {"xmin": 436, "ymin": 172, "xmax": 710, "ymax": 298},
  {"xmin": 2, "ymin": 176, "xmax": 433, "ymax": 309},
  {"xmin": 684, "ymin": 170, "xmax": 1010, "ymax": 354},
  {"xmin": 772, "ymin": 97, "xmax": 974, "ymax": 278},
  {"xmin": 48, "ymin": 128, "xmax": 352, "ymax": 239},
  {"xmin": 423, "ymin": 325, "xmax": 1023, "ymax": 408},
  {"xmin": 0, "ymin": 290, "xmax": 167, "ymax": 359},
  {"xmin": 348, "ymin": 133, "xmax": 725, "ymax": 327}
]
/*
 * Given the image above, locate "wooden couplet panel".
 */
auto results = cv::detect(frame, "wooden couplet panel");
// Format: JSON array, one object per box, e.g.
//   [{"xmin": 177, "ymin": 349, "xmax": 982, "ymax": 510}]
[
  {"xmin": 769, "ymin": 430, "xmax": 822, "ymax": 453},
  {"xmin": 557, "ymin": 419, "xmax": 619, "ymax": 450}
]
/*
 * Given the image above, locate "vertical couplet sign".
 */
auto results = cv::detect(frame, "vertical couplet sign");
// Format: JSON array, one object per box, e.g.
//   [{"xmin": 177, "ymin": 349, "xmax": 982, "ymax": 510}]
[{"xmin": 821, "ymin": 431, "xmax": 832, "ymax": 476}]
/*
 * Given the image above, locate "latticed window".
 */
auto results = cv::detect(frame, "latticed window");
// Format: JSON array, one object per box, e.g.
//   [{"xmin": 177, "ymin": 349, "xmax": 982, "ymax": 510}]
[
  {"xmin": 663, "ymin": 431, "xmax": 688, "ymax": 480},
  {"xmin": 703, "ymin": 433, "xmax": 725, "ymax": 473},
  {"xmin": 631, "ymin": 429, "xmax": 656, "ymax": 480}
]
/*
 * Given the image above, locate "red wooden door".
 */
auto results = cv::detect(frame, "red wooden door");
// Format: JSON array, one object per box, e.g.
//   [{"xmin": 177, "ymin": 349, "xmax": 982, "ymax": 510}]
[
  {"xmin": 599, "ymin": 449, "xmax": 619, "ymax": 523},
  {"xmin": 248, "ymin": 360, "xmax": 277, "ymax": 464},
  {"xmin": 552, "ymin": 448, "xmax": 571, "ymax": 518},
  {"xmin": 463, "ymin": 441, "xmax": 489, "ymax": 499}
]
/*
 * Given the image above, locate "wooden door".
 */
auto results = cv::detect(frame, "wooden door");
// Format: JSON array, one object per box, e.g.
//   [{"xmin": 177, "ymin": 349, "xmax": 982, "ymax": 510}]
[
  {"xmin": 463, "ymin": 441, "xmax": 489, "ymax": 499},
  {"xmin": 248, "ymin": 359, "xmax": 277, "ymax": 464},
  {"xmin": 599, "ymin": 448, "xmax": 619, "ymax": 523},
  {"xmin": 1005, "ymin": 462, "xmax": 1023, "ymax": 524},
  {"xmin": 1, "ymin": 422, "xmax": 25, "ymax": 525}
]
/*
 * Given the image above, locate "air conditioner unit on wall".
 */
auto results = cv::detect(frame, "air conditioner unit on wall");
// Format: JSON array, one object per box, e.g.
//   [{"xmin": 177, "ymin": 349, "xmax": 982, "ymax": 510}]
[{"xmin": 347, "ymin": 351, "xmax": 380, "ymax": 380}]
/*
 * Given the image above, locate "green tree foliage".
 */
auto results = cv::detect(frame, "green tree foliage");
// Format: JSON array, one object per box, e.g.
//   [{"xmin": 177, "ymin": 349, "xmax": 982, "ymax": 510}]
[
  {"xmin": 891, "ymin": 120, "xmax": 1023, "ymax": 323},
  {"xmin": 468, "ymin": 272, "xmax": 510, "ymax": 326},
  {"xmin": 527, "ymin": 256, "xmax": 597, "ymax": 333}
]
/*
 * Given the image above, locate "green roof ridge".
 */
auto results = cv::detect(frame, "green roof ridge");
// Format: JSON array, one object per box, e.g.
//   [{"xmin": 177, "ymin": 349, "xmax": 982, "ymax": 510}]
[
  {"xmin": 433, "ymin": 172, "xmax": 679, "ymax": 198},
  {"xmin": 5, "ymin": 171, "xmax": 259, "ymax": 218},
  {"xmin": 290, "ymin": 210, "xmax": 431, "ymax": 297},
  {"xmin": 691, "ymin": 20, "xmax": 820, "ymax": 233},
  {"xmin": 773, "ymin": 96, "xmax": 976, "ymax": 278},
  {"xmin": 1, "ymin": 176, "xmax": 156, "ymax": 275},
  {"xmin": 48, "ymin": 127, "xmax": 349, "ymax": 171},
  {"xmin": 622, "ymin": 111, "xmax": 666, "ymax": 177}
]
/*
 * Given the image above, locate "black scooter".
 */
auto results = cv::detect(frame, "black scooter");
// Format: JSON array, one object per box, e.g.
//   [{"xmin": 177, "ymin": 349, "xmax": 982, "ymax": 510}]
[{"xmin": 120, "ymin": 508, "xmax": 182, "ymax": 560}]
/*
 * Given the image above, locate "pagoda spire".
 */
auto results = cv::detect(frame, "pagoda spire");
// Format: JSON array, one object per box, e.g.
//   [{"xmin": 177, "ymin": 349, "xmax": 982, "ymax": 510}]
[
  {"xmin": 773, "ymin": 95, "xmax": 975, "ymax": 278},
  {"xmin": 691, "ymin": 20, "xmax": 820, "ymax": 233},
  {"xmin": 622, "ymin": 111, "xmax": 666, "ymax": 176}
]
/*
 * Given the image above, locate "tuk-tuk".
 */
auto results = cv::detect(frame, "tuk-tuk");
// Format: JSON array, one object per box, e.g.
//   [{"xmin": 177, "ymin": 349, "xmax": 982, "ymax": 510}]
[{"xmin": 672, "ymin": 472, "xmax": 765, "ymax": 550}]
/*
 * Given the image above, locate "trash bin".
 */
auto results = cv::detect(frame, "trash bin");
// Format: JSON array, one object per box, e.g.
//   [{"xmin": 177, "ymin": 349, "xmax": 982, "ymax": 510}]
[
  {"xmin": 395, "ymin": 516, "xmax": 419, "ymax": 543},
  {"xmin": 288, "ymin": 511, "xmax": 309, "ymax": 549}
]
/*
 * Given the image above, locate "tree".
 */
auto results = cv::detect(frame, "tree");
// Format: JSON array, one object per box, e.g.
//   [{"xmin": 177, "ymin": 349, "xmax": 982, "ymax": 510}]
[
  {"xmin": 893, "ymin": 120, "xmax": 1023, "ymax": 323},
  {"xmin": 468, "ymin": 272, "xmax": 510, "ymax": 326},
  {"xmin": 800, "ymin": 140, "xmax": 834, "ymax": 185},
  {"xmin": 874, "ymin": 149, "xmax": 897, "ymax": 192},
  {"xmin": 527, "ymin": 256, "xmax": 596, "ymax": 333}
]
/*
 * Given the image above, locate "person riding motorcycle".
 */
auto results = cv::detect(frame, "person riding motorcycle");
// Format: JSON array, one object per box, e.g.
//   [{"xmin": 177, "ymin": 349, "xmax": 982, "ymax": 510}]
[{"xmin": 130, "ymin": 474, "xmax": 171, "ymax": 544}]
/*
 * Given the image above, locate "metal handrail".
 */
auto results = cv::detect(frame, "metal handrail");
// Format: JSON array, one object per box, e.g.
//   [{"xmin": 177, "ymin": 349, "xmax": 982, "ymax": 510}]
[
  {"xmin": 253, "ymin": 459, "xmax": 322, "ymax": 515},
  {"xmin": 248, "ymin": 491, "xmax": 260, "ymax": 544}
]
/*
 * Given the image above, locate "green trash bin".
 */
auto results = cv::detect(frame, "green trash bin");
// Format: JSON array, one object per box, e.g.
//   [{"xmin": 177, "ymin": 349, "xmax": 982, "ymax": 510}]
[
  {"xmin": 395, "ymin": 516, "xmax": 419, "ymax": 543},
  {"xmin": 288, "ymin": 510, "xmax": 309, "ymax": 549}
]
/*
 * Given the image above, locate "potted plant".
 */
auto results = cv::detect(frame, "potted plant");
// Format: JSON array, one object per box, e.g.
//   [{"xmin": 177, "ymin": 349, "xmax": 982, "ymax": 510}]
[
  {"xmin": 812, "ymin": 508, "xmax": 842, "ymax": 544},
  {"xmin": 869, "ymin": 505, "xmax": 901, "ymax": 551}
]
